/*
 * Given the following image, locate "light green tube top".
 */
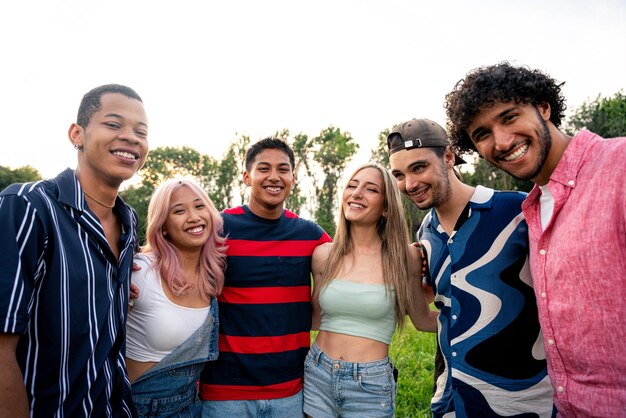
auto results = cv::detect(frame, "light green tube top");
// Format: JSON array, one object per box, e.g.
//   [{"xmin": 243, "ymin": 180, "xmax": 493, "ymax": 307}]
[{"xmin": 318, "ymin": 279, "xmax": 397, "ymax": 344}]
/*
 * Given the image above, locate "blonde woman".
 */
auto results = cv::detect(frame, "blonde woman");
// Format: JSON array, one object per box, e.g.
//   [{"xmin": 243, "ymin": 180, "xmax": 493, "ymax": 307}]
[
  {"xmin": 126, "ymin": 178, "xmax": 226, "ymax": 417},
  {"xmin": 303, "ymin": 163, "xmax": 437, "ymax": 418}
]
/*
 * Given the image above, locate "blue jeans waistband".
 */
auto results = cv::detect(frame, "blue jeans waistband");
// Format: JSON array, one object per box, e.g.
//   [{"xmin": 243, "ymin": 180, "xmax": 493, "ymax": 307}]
[{"xmin": 309, "ymin": 341, "xmax": 392, "ymax": 381}]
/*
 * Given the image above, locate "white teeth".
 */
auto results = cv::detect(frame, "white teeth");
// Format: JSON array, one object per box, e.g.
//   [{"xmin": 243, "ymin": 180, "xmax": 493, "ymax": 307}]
[
  {"xmin": 503, "ymin": 143, "xmax": 529, "ymax": 161},
  {"xmin": 187, "ymin": 226, "xmax": 204, "ymax": 233},
  {"xmin": 410, "ymin": 190, "xmax": 426, "ymax": 199},
  {"xmin": 265, "ymin": 187, "xmax": 281, "ymax": 192},
  {"xmin": 349, "ymin": 203, "xmax": 364, "ymax": 208},
  {"xmin": 112, "ymin": 151, "xmax": 137, "ymax": 160}
]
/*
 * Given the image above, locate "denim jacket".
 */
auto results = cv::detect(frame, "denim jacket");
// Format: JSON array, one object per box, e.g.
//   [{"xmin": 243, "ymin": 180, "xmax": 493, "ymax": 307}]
[{"xmin": 131, "ymin": 297, "xmax": 219, "ymax": 418}]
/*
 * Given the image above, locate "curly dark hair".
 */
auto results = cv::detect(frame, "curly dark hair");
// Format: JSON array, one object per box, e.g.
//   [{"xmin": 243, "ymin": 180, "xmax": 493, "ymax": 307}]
[{"xmin": 444, "ymin": 62, "xmax": 566, "ymax": 154}]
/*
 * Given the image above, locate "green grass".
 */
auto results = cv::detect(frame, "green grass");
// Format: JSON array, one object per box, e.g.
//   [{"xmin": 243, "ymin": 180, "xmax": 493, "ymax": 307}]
[{"xmin": 390, "ymin": 323, "xmax": 436, "ymax": 418}]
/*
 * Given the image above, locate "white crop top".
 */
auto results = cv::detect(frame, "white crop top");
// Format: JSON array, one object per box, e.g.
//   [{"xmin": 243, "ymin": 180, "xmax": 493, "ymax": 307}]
[
  {"xmin": 126, "ymin": 253, "xmax": 210, "ymax": 362},
  {"xmin": 319, "ymin": 279, "xmax": 397, "ymax": 344}
]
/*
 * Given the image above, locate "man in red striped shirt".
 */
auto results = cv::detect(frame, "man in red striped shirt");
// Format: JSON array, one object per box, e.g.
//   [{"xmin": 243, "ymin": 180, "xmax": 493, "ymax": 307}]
[{"xmin": 199, "ymin": 138, "xmax": 331, "ymax": 418}]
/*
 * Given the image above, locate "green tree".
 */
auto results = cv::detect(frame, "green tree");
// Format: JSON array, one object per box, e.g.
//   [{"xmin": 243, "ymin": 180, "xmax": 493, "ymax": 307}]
[
  {"xmin": 462, "ymin": 158, "xmax": 533, "ymax": 192},
  {"xmin": 565, "ymin": 90, "xmax": 626, "ymax": 137},
  {"xmin": 0, "ymin": 165, "xmax": 42, "ymax": 191},
  {"xmin": 370, "ymin": 128, "xmax": 391, "ymax": 167},
  {"xmin": 288, "ymin": 132, "xmax": 315, "ymax": 216},
  {"xmin": 311, "ymin": 126, "xmax": 359, "ymax": 236},
  {"xmin": 213, "ymin": 134, "xmax": 250, "ymax": 209}
]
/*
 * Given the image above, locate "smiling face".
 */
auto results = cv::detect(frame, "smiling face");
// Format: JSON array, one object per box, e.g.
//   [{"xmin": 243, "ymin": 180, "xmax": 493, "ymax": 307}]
[
  {"xmin": 69, "ymin": 92, "xmax": 148, "ymax": 187},
  {"xmin": 342, "ymin": 167, "xmax": 385, "ymax": 226},
  {"xmin": 162, "ymin": 186, "xmax": 212, "ymax": 254},
  {"xmin": 390, "ymin": 147, "xmax": 452, "ymax": 210},
  {"xmin": 466, "ymin": 101, "xmax": 553, "ymax": 183},
  {"xmin": 243, "ymin": 148, "xmax": 295, "ymax": 219}
]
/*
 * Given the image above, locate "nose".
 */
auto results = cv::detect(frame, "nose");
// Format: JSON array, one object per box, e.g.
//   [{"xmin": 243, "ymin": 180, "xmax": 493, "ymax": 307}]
[
  {"xmin": 188, "ymin": 208, "xmax": 201, "ymax": 222},
  {"xmin": 118, "ymin": 127, "xmax": 141, "ymax": 145},
  {"xmin": 268, "ymin": 169, "xmax": 280, "ymax": 181},
  {"xmin": 493, "ymin": 126, "xmax": 516, "ymax": 152},
  {"xmin": 351, "ymin": 186, "xmax": 363, "ymax": 199},
  {"xmin": 404, "ymin": 173, "xmax": 421, "ymax": 195}
]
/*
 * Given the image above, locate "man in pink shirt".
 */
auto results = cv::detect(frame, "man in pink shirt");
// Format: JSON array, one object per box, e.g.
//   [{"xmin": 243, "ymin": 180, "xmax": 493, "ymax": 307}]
[{"xmin": 443, "ymin": 62, "xmax": 626, "ymax": 417}]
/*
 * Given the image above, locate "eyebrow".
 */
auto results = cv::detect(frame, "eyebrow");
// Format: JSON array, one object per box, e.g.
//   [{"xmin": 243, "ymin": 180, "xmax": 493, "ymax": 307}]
[
  {"xmin": 349, "ymin": 179, "xmax": 381, "ymax": 188},
  {"xmin": 104, "ymin": 113, "xmax": 149, "ymax": 128},
  {"xmin": 470, "ymin": 106, "xmax": 517, "ymax": 139},
  {"xmin": 170, "ymin": 198, "xmax": 201, "ymax": 209},
  {"xmin": 257, "ymin": 162, "xmax": 291, "ymax": 168}
]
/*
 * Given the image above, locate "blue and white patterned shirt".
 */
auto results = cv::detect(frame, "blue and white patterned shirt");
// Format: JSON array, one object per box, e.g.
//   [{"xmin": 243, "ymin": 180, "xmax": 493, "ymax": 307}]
[
  {"xmin": 0, "ymin": 168, "xmax": 137, "ymax": 417},
  {"xmin": 419, "ymin": 186, "xmax": 554, "ymax": 418}
]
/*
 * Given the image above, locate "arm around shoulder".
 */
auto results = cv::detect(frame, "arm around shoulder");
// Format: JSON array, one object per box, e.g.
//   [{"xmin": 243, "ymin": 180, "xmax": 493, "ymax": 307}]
[
  {"xmin": 407, "ymin": 245, "xmax": 438, "ymax": 333},
  {"xmin": 0, "ymin": 333, "xmax": 29, "ymax": 418}
]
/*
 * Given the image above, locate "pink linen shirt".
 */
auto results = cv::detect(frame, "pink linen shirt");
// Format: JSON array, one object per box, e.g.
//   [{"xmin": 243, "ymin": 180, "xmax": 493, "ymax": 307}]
[{"xmin": 522, "ymin": 130, "xmax": 626, "ymax": 417}]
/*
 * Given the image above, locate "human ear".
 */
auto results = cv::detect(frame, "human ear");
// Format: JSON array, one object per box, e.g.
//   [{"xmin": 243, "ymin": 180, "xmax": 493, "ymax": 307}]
[
  {"xmin": 242, "ymin": 171, "xmax": 251, "ymax": 187},
  {"xmin": 68, "ymin": 123, "xmax": 84, "ymax": 150},
  {"xmin": 537, "ymin": 102, "xmax": 551, "ymax": 121}
]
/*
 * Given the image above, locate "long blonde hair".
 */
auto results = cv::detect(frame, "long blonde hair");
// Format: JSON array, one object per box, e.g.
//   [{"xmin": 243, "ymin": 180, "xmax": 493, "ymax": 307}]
[{"xmin": 312, "ymin": 163, "xmax": 416, "ymax": 327}]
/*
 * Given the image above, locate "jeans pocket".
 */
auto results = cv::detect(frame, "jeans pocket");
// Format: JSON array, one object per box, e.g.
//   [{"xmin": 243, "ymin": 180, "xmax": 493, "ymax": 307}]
[
  {"xmin": 357, "ymin": 368, "xmax": 393, "ymax": 396},
  {"xmin": 303, "ymin": 349, "xmax": 315, "ymax": 373}
]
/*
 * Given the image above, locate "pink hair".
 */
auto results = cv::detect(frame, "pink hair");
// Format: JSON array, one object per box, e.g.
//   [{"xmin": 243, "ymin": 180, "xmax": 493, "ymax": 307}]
[{"xmin": 143, "ymin": 178, "xmax": 227, "ymax": 301}]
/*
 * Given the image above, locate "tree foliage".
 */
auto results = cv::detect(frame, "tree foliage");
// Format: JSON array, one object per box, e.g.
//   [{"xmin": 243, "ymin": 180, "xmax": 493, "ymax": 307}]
[
  {"xmin": 565, "ymin": 90, "xmax": 626, "ymax": 138},
  {"xmin": 310, "ymin": 126, "xmax": 359, "ymax": 236},
  {"xmin": 0, "ymin": 165, "xmax": 42, "ymax": 191}
]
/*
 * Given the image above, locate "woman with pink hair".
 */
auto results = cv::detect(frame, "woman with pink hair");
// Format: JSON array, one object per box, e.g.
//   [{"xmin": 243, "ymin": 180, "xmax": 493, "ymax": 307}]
[{"xmin": 126, "ymin": 178, "xmax": 226, "ymax": 417}]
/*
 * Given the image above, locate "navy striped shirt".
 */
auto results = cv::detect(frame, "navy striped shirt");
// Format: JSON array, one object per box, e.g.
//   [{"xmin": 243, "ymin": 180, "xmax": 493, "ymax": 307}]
[
  {"xmin": 0, "ymin": 168, "xmax": 137, "ymax": 417},
  {"xmin": 200, "ymin": 205, "xmax": 331, "ymax": 401}
]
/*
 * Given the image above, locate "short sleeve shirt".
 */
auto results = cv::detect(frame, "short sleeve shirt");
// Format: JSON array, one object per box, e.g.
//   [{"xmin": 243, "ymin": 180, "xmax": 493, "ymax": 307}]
[
  {"xmin": 0, "ymin": 168, "xmax": 137, "ymax": 417},
  {"xmin": 419, "ymin": 186, "xmax": 553, "ymax": 418}
]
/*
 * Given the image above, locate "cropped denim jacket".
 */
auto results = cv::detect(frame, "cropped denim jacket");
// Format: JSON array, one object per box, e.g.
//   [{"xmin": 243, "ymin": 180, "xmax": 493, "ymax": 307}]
[{"xmin": 131, "ymin": 297, "xmax": 219, "ymax": 418}]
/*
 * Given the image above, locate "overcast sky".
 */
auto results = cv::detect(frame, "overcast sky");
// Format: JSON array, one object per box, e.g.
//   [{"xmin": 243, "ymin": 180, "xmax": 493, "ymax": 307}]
[{"xmin": 1, "ymin": 0, "xmax": 625, "ymax": 179}]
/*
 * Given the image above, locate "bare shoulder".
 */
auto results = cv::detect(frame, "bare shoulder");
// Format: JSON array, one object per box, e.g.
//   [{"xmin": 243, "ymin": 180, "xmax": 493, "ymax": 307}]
[
  {"xmin": 312, "ymin": 242, "xmax": 332, "ymax": 274},
  {"xmin": 313, "ymin": 242, "xmax": 333, "ymax": 259}
]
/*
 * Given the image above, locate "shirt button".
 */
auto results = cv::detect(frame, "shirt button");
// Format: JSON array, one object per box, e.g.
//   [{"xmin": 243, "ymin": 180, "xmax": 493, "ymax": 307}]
[
  {"xmin": 541, "ymin": 292, "xmax": 546, "ymax": 298},
  {"xmin": 557, "ymin": 386, "xmax": 564, "ymax": 393},
  {"xmin": 452, "ymin": 315, "xmax": 458, "ymax": 320},
  {"xmin": 452, "ymin": 352, "xmax": 457, "ymax": 357},
  {"xmin": 548, "ymin": 339, "xmax": 554, "ymax": 345},
  {"xmin": 539, "ymin": 249, "xmax": 546, "ymax": 255},
  {"xmin": 448, "ymin": 238, "xmax": 453, "ymax": 244},
  {"xmin": 568, "ymin": 180, "xmax": 574, "ymax": 186}
]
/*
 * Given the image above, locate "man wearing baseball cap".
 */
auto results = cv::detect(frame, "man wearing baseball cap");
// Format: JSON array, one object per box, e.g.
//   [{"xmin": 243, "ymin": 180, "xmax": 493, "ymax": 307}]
[{"xmin": 388, "ymin": 119, "xmax": 555, "ymax": 417}]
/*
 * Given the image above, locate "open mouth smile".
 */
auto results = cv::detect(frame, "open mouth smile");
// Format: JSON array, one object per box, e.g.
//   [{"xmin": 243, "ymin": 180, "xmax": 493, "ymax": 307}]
[
  {"xmin": 186, "ymin": 225, "xmax": 205, "ymax": 234},
  {"xmin": 500, "ymin": 142, "xmax": 529, "ymax": 162},
  {"xmin": 408, "ymin": 187, "xmax": 428, "ymax": 200},
  {"xmin": 264, "ymin": 186, "xmax": 283, "ymax": 193}
]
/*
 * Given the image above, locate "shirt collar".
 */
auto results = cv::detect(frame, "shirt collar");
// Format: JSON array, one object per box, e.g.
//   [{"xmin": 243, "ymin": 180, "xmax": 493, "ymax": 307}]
[
  {"xmin": 548, "ymin": 129, "xmax": 596, "ymax": 189},
  {"xmin": 423, "ymin": 185, "xmax": 495, "ymax": 229},
  {"xmin": 55, "ymin": 168, "xmax": 133, "ymax": 221}
]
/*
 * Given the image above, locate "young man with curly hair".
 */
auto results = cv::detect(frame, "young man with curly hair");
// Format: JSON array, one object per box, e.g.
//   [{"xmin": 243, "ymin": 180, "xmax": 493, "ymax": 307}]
[{"xmin": 445, "ymin": 62, "xmax": 626, "ymax": 417}]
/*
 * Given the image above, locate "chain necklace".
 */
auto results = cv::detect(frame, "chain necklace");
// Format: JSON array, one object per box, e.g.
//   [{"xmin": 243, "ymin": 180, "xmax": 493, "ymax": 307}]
[{"xmin": 83, "ymin": 191, "xmax": 116, "ymax": 209}]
